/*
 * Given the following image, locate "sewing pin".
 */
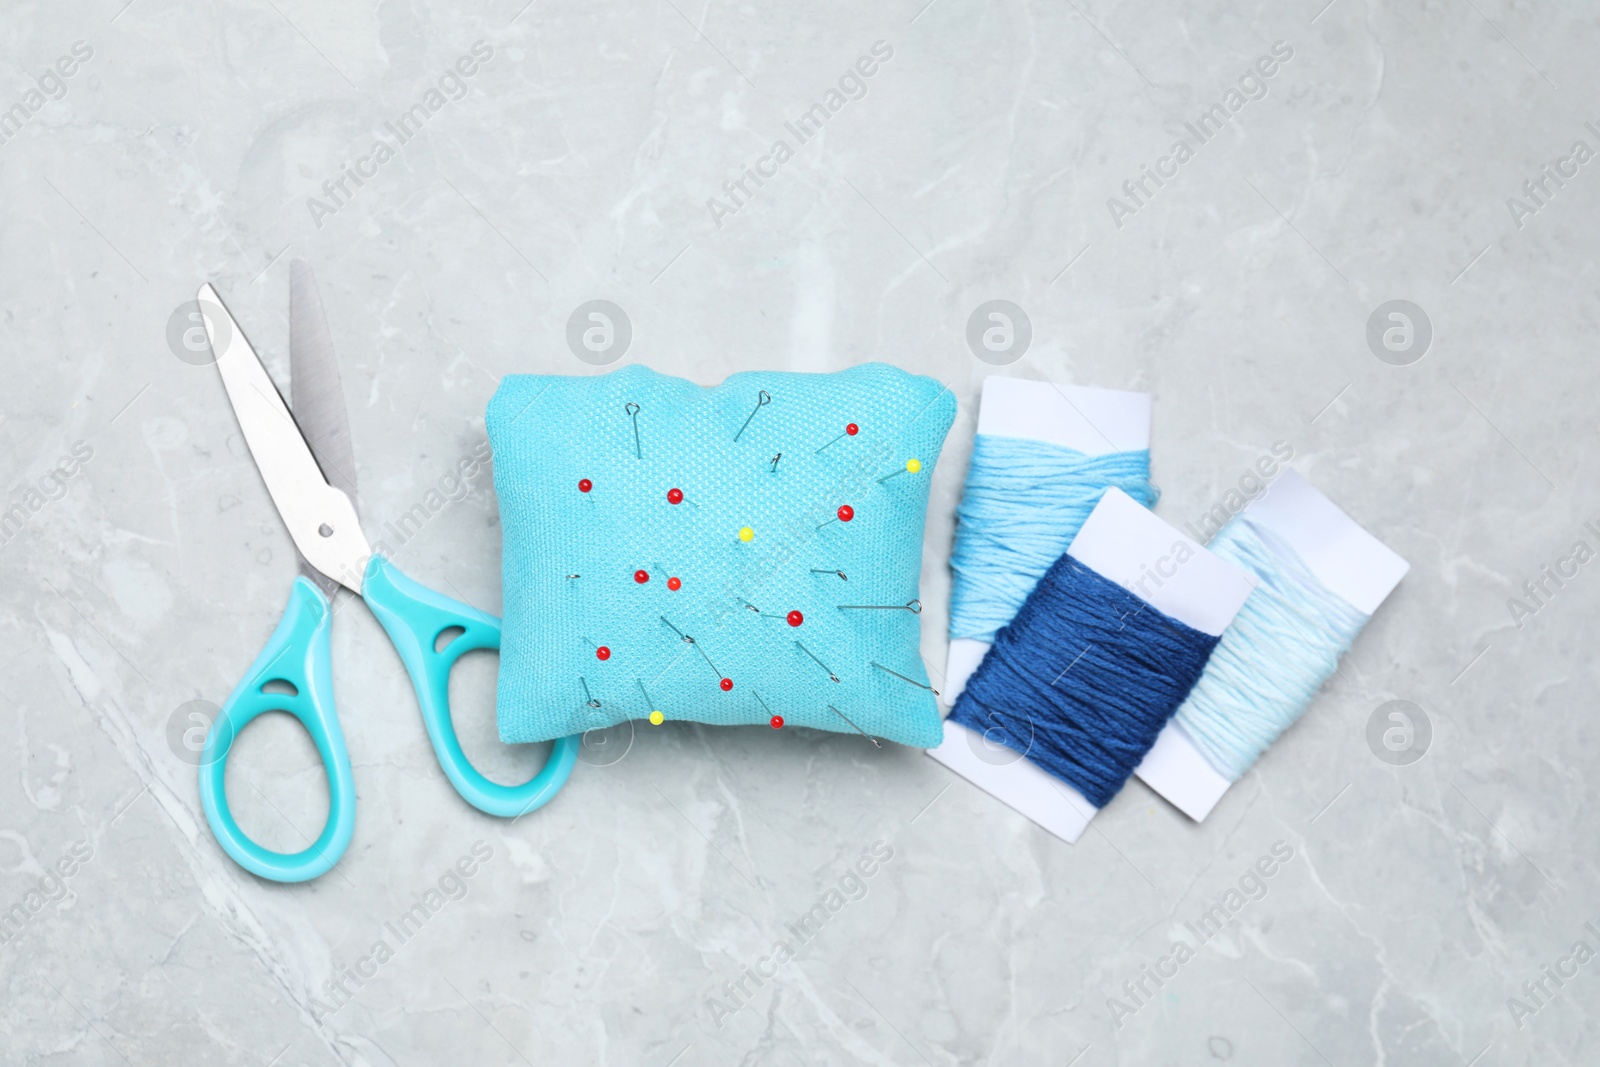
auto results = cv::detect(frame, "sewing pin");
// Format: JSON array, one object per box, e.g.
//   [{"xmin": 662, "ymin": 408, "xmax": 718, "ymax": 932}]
[
  {"xmin": 625, "ymin": 402, "xmax": 642, "ymax": 459},
  {"xmin": 660, "ymin": 615, "xmax": 731, "ymax": 689},
  {"xmin": 829, "ymin": 705, "xmax": 881, "ymax": 748},
  {"xmin": 794, "ymin": 639, "xmax": 840, "ymax": 683},
  {"xmin": 699, "ymin": 647, "xmax": 730, "ymax": 686},
  {"xmin": 665, "ymin": 486, "xmax": 697, "ymax": 509},
  {"xmin": 770, "ymin": 453, "xmax": 782, "ymax": 473},
  {"xmin": 752, "ymin": 692, "xmax": 784, "ymax": 730},
  {"xmin": 566, "ymin": 573, "xmax": 581, "ymax": 580},
  {"xmin": 660, "ymin": 615, "xmax": 694, "ymax": 644},
  {"xmin": 838, "ymin": 599, "xmax": 922, "ymax": 614},
  {"xmin": 870, "ymin": 661, "xmax": 940, "ymax": 695},
  {"xmin": 810, "ymin": 568, "xmax": 848, "ymax": 580},
  {"xmin": 692, "ymin": 630, "xmax": 729, "ymax": 683},
  {"xmin": 816, "ymin": 504, "xmax": 854, "ymax": 530},
  {"xmin": 878, "ymin": 458, "xmax": 922, "ymax": 483},
  {"xmin": 579, "ymin": 676, "xmax": 601, "ymax": 708},
  {"xmin": 815, "ymin": 422, "xmax": 859, "ymax": 454},
  {"xmin": 637, "ymin": 679, "xmax": 664, "ymax": 725},
  {"xmin": 742, "ymin": 602, "xmax": 804, "ymax": 625},
  {"xmin": 733, "ymin": 389, "xmax": 771, "ymax": 442},
  {"xmin": 578, "ymin": 478, "xmax": 593, "ymax": 493}
]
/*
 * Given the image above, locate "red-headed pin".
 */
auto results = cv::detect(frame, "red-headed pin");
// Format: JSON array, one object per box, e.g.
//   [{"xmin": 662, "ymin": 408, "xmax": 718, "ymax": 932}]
[
  {"xmin": 815, "ymin": 422, "xmax": 859, "ymax": 454},
  {"xmin": 817, "ymin": 504, "xmax": 854, "ymax": 530}
]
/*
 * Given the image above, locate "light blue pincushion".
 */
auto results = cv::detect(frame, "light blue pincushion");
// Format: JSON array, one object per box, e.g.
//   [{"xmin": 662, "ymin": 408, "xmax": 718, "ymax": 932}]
[{"xmin": 487, "ymin": 363, "xmax": 957, "ymax": 747}]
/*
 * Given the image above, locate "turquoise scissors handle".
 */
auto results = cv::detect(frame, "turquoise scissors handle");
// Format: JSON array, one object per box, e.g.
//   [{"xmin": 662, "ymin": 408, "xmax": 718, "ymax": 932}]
[
  {"xmin": 360, "ymin": 556, "xmax": 579, "ymax": 818},
  {"xmin": 198, "ymin": 556, "xmax": 579, "ymax": 883},
  {"xmin": 198, "ymin": 577, "xmax": 353, "ymax": 882}
]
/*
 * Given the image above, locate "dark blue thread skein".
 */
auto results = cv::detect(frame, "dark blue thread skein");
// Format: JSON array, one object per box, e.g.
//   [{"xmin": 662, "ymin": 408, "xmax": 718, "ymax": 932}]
[{"xmin": 948, "ymin": 554, "xmax": 1220, "ymax": 809}]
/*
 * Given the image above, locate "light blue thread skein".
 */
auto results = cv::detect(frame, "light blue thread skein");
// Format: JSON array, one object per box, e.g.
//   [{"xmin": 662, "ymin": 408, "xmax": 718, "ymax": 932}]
[
  {"xmin": 1173, "ymin": 517, "xmax": 1370, "ymax": 781},
  {"xmin": 949, "ymin": 434, "xmax": 1157, "ymax": 642}
]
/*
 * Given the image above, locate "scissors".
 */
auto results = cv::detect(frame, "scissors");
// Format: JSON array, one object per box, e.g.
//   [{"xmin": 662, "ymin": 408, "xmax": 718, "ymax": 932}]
[{"xmin": 196, "ymin": 261, "xmax": 579, "ymax": 883}]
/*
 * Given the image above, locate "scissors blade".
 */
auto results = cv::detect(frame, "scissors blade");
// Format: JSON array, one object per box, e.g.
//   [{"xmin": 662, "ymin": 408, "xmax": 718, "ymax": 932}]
[
  {"xmin": 289, "ymin": 260, "xmax": 358, "ymax": 506},
  {"xmin": 200, "ymin": 282, "xmax": 370, "ymax": 594}
]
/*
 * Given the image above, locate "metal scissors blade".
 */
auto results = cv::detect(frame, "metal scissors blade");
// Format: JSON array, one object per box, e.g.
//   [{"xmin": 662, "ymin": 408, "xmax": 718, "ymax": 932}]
[
  {"xmin": 200, "ymin": 282, "xmax": 370, "ymax": 593},
  {"xmin": 290, "ymin": 260, "xmax": 358, "ymax": 505}
]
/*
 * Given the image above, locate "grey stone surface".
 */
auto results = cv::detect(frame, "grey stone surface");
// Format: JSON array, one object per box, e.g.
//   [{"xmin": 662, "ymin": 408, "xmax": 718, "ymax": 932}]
[{"xmin": 1, "ymin": 1, "xmax": 1595, "ymax": 1064}]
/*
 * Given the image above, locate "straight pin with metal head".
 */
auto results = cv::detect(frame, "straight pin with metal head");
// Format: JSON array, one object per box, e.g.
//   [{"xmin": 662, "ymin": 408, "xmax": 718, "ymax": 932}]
[
  {"xmin": 733, "ymin": 389, "xmax": 771, "ymax": 442},
  {"xmin": 871, "ymin": 661, "xmax": 940, "ymax": 694},
  {"xmin": 625, "ymin": 402, "xmax": 642, "ymax": 459},
  {"xmin": 838, "ymin": 599, "xmax": 921, "ymax": 614},
  {"xmin": 829, "ymin": 705, "xmax": 881, "ymax": 747},
  {"xmin": 740, "ymin": 599, "xmax": 780, "ymax": 620},
  {"xmin": 810, "ymin": 568, "xmax": 847, "ymax": 580},
  {"xmin": 794, "ymin": 640, "xmax": 839, "ymax": 683},
  {"xmin": 579, "ymin": 676, "xmax": 601, "ymax": 708},
  {"xmin": 770, "ymin": 453, "xmax": 782, "ymax": 472}
]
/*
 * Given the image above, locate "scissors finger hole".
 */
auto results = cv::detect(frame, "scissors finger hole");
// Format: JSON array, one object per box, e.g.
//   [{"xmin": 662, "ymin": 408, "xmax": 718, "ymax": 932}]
[
  {"xmin": 224, "ymin": 711, "xmax": 332, "ymax": 856},
  {"xmin": 446, "ymin": 648, "xmax": 553, "ymax": 786},
  {"xmin": 260, "ymin": 678, "xmax": 299, "ymax": 697},
  {"xmin": 433, "ymin": 625, "xmax": 467, "ymax": 654}
]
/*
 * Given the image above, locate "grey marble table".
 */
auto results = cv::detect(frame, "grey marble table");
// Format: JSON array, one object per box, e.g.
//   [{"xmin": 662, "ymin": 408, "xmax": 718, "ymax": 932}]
[{"xmin": 1, "ymin": 1, "xmax": 1595, "ymax": 1064}]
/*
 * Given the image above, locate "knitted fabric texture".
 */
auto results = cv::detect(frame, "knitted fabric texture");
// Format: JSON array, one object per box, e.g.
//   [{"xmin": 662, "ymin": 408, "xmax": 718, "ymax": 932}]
[{"xmin": 487, "ymin": 363, "xmax": 957, "ymax": 747}]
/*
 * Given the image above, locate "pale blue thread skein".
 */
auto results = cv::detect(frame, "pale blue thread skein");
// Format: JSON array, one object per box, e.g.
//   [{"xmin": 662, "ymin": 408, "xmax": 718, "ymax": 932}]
[
  {"xmin": 1173, "ymin": 518, "xmax": 1370, "ymax": 781},
  {"xmin": 949, "ymin": 434, "xmax": 1157, "ymax": 642}
]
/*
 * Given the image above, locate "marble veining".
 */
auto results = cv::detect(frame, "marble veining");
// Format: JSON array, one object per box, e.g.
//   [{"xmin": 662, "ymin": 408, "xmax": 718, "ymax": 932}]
[{"xmin": 1, "ymin": 1, "xmax": 1597, "ymax": 1064}]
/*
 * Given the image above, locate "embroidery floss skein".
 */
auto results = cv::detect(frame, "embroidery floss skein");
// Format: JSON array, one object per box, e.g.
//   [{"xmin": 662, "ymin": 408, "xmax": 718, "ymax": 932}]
[
  {"xmin": 1171, "ymin": 517, "xmax": 1369, "ymax": 781},
  {"xmin": 948, "ymin": 553, "xmax": 1220, "ymax": 808},
  {"xmin": 949, "ymin": 434, "xmax": 1158, "ymax": 643}
]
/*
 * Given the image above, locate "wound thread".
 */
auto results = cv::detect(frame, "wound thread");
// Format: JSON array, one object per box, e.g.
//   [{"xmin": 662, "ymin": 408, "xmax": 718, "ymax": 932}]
[
  {"xmin": 1173, "ymin": 518, "xmax": 1369, "ymax": 781},
  {"xmin": 949, "ymin": 553, "xmax": 1219, "ymax": 808},
  {"xmin": 949, "ymin": 435, "xmax": 1157, "ymax": 643}
]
